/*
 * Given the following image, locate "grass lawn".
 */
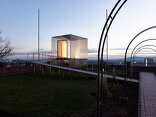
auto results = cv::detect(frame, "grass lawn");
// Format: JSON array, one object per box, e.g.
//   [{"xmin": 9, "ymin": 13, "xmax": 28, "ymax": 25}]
[{"xmin": 0, "ymin": 72, "xmax": 97, "ymax": 117}]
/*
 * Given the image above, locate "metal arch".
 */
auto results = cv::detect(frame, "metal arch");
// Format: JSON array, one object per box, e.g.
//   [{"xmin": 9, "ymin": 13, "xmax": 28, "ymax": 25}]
[
  {"xmin": 133, "ymin": 48, "xmax": 156, "ymax": 63},
  {"xmin": 130, "ymin": 45, "xmax": 156, "ymax": 75},
  {"xmin": 124, "ymin": 26, "xmax": 156, "ymax": 81},
  {"xmin": 134, "ymin": 47, "xmax": 156, "ymax": 58},
  {"xmin": 97, "ymin": 1, "xmax": 127, "ymax": 116},
  {"xmin": 131, "ymin": 45, "xmax": 156, "ymax": 69},
  {"xmin": 97, "ymin": 0, "xmax": 121, "ymax": 111},
  {"xmin": 100, "ymin": 0, "xmax": 127, "ymax": 67},
  {"xmin": 101, "ymin": 0, "xmax": 127, "ymax": 97},
  {"xmin": 97, "ymin": 1, "xmax": 121, "ymax": 116},
  {"xmin": 100, "ymin": 1, "xmax": 127, "ymax": 107},
  {"xmin": 131, "ymin": 45, "xmax": 156, "ymax": 63},
  {"xmin": 130, "ymin": 39, "xmax": 156, "ymax": 65},
  {"xmin": 100, "ymin": 0, "xmax": 127, "ymax": 77}
]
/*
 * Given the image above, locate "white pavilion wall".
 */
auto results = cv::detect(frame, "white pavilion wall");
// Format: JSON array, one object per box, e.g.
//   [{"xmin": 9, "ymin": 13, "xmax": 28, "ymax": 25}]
[{"xmin": 70, "ymin": 36, "xmax": 88, "ymax": 59}]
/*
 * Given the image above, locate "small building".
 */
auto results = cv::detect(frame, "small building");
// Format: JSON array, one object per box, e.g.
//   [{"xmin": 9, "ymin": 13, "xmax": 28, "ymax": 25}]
[{"xmin": 51, "ymin": 34, "xmax": 88, "ymax": 67}]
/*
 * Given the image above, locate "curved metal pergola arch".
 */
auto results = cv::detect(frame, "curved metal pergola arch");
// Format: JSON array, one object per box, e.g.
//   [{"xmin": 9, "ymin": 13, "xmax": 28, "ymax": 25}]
[
  {"xmin": 130, "ymin": 45, "xmax": 156, "ymax": 75},
  {"xmin": 97, "ymin": 1, "xmax": 127, "ymax": 116},
  {"xmin": 133, "ymin": 48, "xmax": 156, "ymax": 64},
  {"xmin": 134, "ymin": 47, "xmax": 156, "ymax": 58},
  {"xmin": 97, "ymin": 1, "xmax": 120, "ymax": 109},
  {"xmin": 124, "ymin": 26, "xmax": 156, "ymax": 80},
  {"xmin": 130, "ymin": 39, "xmax": 156, "ymax": 64},
  {"xmin": 131, "ymin": 44, "xmax": 156, "ymax": 63}
]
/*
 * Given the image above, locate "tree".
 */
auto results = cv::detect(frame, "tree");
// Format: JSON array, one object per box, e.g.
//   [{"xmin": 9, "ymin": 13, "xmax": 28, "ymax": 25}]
[{"xmin": 0, "ymin": 31, "xmax": 13, "ymax": 60}]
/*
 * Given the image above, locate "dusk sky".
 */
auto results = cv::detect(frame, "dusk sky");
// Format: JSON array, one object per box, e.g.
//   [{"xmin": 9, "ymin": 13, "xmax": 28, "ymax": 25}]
[{"xmin": 1, "ymin": 0, "xmax": 156, "ymax": 59}]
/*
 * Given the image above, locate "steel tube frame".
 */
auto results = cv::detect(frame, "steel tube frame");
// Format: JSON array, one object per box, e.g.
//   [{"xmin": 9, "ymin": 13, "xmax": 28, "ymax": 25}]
[
  {"xmin": 100, "ymin": 2, "xmax": 127, "ymax": 113},
  {"xmin": 98, "ymin": 1, "xmax": 120, "ymax": 106},
  {"xmin": 133, "ymin": 48, "xmax": 156, "ymax": 66},
  {"xmin": 97, "ymin": 1, "xmax": 127, "ymax": 116},
  {"xmin": 124, "ymin": 26, "xmax": 156, "ymax": 81},
  {"xmin": 130, "ymin": 39, "xmax": 156, "ymax": 65},
  {"xmin": 134, "ymin": 47, "xmax": 156, "ymax": 58},
  {"xmin": 38, "ymin": 9, "xmax": 40, "ymax": 60},
  {"xmin": 100, "ymin": 0, "xmax": 127, "ymax": 86},
  {"xmin": 130, "ymin": 45, "xmax": 156, "ymax": 75},
  {"xmin": 97, "ymin": 0, "xmax": 120, "ymax": 116}
]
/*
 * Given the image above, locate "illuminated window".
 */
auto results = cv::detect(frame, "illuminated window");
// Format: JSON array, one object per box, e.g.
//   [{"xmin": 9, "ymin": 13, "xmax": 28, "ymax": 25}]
[{"xmin": 57, "ymin": 41, "xmax": 67, "ymax": 58}]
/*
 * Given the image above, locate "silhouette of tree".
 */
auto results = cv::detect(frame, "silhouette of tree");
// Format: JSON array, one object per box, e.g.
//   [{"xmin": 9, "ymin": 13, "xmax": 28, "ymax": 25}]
[{"xmin": 0, "ymin": 31, "xmax": 13, "ymax": 60}]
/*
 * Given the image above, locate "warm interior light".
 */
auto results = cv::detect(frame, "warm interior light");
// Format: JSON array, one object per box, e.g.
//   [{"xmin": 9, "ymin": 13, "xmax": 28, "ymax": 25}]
[
  {"xmin": 58, "ymin": 41, "xmax": 67, "ymax": 58},
  {"xmin": 145, "ymin": 58, "xmax": 148, "ymax": 67}
]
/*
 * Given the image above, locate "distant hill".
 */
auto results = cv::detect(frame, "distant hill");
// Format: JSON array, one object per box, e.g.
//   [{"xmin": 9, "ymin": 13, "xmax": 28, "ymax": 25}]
[{"xmin": 88, "ymin": 56, "xmax": 156, "ymax": 65}]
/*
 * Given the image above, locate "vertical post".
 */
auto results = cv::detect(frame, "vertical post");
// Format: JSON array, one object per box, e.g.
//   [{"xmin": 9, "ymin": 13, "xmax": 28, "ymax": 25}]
[
  {"xmin": 92, "ymin": 64, "xmax": 93, "ymax": 72},
  {"xmin": 33, "ymin": 53, "xmax": 34, "ymax": 61},
  {"xmin": 27, "ymin": 53, "xmax": 28, "ymax": 62},
  {"xmin": 52, "ymin": 68, "xmax": 53, "ymax": 78},
  {"xmin": 105, "ymin": 9, "xmax": 108, "ymax": 74},
  {"xmin": 38, "ymin": 9, "xmax": 40, "ymax": 61},
  {"xmin": 49, "ymin": 61, "xmax": 51, "ymax": 74},
  {"xmin": 69, "ymin": 71, "xmax": 70, "ymax": 77},
  {"xmin": 50, "ymin": 61, "xmax": 52, "ymax": 77},
  {"xmin": 41, "ymin": 66, "xmax": 43, "ymax": 75},
  {"xmin": 42, "ymin": 66, "xmax": 44, "ymax": 75},
  {"xmin": 106, "ymin": 9, "xmax": 108, "ymax": 64},
  {"xmin": 33, "ymin": 64, "xmax": 35, "ymax": 74},
  {"xmin": 87, "ymin": 65, "xmax": 88, "ymax": 72},
  {"xmin": 63, "ymin": 70, "xmax": 64, "ymax": 78},
  {"xmin": 130, "ymin": 62, "xmax": 133, "ymax": 76},
  {"xmin": 59, "ymin": 60, "xmax": 60, "ymax": 76},
  {"xmin": 40, "ymin": 65, "xmax": 41, "ymax": 71}
]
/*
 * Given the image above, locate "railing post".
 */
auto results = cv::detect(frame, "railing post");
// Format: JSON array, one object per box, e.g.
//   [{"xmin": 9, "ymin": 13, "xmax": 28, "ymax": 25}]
[
  {"xmin": 33, "ymin": 54, "xmax": 34, "ymax": 61},
  {"xmin": 27, "ymin": 53, "xmax": 28, "ymax": 62},
  {"xmin": 33, "ymin": 64, "xmax": 36, "ymax": 74},
  {"xmin": 92, "ymin": 64, "xmax": 93, "ymax": 72}
]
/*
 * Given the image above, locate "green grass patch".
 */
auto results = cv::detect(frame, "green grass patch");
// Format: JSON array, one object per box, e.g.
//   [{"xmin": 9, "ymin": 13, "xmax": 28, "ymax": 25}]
[{"xmin": 0, "ymin": 72, "xmax": 97, "ymax": 117}]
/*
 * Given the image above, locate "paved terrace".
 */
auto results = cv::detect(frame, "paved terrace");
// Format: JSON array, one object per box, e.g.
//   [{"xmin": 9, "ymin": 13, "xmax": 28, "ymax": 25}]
[
  {"xmin": 139, "ymin": 72, "xmax": 156, "ymax": 117},
  {"xmin": 33, "ymin": 61, "xmax": 139, "ymax": 83}
]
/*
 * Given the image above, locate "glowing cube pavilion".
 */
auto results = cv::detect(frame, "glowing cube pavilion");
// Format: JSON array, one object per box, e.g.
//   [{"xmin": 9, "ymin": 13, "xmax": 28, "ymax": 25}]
[{"xmin": 52, "ymin": 34, "xmax": 88, "ymax": 59}]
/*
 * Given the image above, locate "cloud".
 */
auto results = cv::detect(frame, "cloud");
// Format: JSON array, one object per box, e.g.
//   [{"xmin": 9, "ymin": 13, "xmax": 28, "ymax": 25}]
[
  {"xmin": 110, "ymin": 48, "xmax": 133, "ymax": 51},
  {"xmin": 14, "ymin": 49, "xmax": 51, "ymax": 55},
  {"xmin": 15, "ymin": 53, "xmax": 27, "ymax": 55},
  {"xmin": 88, "ymin": 49, "xmax": 97, "ymax": 53},
  {"xmin": 39, "ymin": 48, "xmax": 45, "ymax": 51},
  {"xmin": 13, "ymin": 47, "xmax": 24, "ymax": 50}
]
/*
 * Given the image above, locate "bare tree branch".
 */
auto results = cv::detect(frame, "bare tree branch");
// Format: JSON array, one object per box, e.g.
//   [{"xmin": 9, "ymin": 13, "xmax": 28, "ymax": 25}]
[{"xmin": 0, "ymin": 32, "xmax": 13, "ymax": 60}]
